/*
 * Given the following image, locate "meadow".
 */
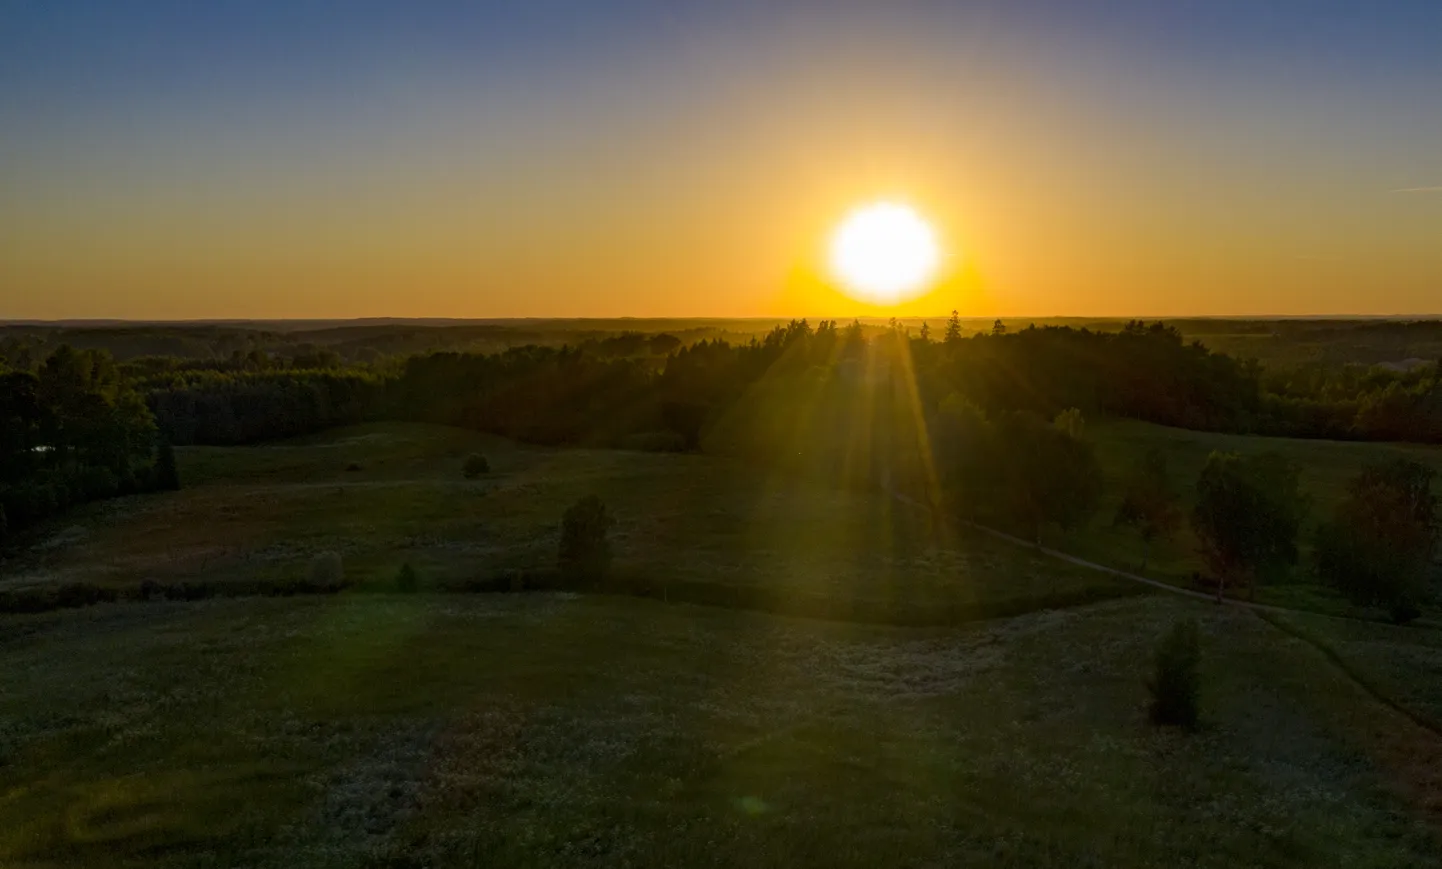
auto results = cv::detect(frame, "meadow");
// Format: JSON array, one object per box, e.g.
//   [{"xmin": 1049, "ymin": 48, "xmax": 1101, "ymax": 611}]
[
  {"xmin": 2, "ymin": 423, "xmax": 1135, "ymax": 623},
  {"xmin": 1052, "ymin": 419, "xmax": 1442, "ymax": 616},
  {"xmin": 3, "ymin": 594, "xmax": 1440, "ymax": 868},
  {"xmin": 3, "ymin": 422, "xmax": 1442, "ymax": 866}
]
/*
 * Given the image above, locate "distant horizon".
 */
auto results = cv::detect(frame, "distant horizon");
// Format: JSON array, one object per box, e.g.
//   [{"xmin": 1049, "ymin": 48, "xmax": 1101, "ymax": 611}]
[{"xmin": 6, "ymin": 313, "xmax": 1442, "ymax": 328}]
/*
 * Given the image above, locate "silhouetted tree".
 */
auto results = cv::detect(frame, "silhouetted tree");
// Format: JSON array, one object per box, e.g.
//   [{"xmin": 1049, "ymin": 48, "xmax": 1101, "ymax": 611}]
[
  {"xmin": 559, "ymin": 494, "xmax": 614, "ymax": 584},
  {"xmin": 1114, "ymin": 449, "xmax": 1182, "ymax": 570},
  {"xmin": 944, "ymin": 311, "xmax": 962, "ymax": 344},
  {"xmin": 1191, "ymin": 451, "xmax": 1306, "ymax": 601},
  {"xmin": 1316, "ymin": 459, "xmax": 1437, "ymax": 623}
]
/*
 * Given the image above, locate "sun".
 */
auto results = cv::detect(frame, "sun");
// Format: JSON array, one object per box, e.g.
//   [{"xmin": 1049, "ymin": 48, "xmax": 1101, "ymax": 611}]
[{"xmin": 829, "ymin": 202, "xmax": 941, "ymax": 305}]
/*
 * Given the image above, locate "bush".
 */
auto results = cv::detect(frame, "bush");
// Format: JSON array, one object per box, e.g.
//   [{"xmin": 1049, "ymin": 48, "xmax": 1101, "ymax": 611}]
[
  {"xmin": 154, "ymin": 439, "xmax": 181, "ymax": 491},
  {"xmin": 462, "ymin": 453, "xmax": 490, "ymax": 479},
  {"xmin": 1149, "ymin": 619, "xmax": 1201, "ymax": 727},
  {"xmin": 558, "ymin": 494, "xmax": 614, "ymax": 584},
  {"xmin": 309, "ymin": 551, "xmax": 345, "ymax": 588},
  {"xmin": 396, "ymin": 562, "xmax": 419, "ymax": 593}
]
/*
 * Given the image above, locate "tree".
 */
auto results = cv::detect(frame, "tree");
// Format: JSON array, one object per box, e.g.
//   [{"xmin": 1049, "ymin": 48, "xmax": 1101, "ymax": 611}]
[
  {"xmin": 559, "ymin": 494, "xmax": 614, "ymax": 584},
  {"xmin": 994, "ymin": 410, "xmax": 1102, "ymax": 543},
  {"xmin": 918, "ymin": 321, "xmax": 931, "ymax": 343},
  {"xmin": 1148, "ymin": 619, "xmax": 1201, "ymax": 727},
  {"xmin": 991, "ymin": 318, "xmax": 1007, "ymax": 336},
  {"xmin": 1114, "ymin": 449, "xmax": 1182, "ymax": 570},
  {"xmin": 396, "ymin": 562, "xmax": 419, "ymax": 593},
  {"xmin": 462, "ymin": 453, "xmax": 490, "ymax": 479},
  {"xmin": 1316, "ymin": 459, "xmax": 1437, "ymax": 623},
  {"xmin": 1191, "ymin": 451, "xmax": 1306, "ymax": 601},
  {"xmin": 154, "ymin": 438, "xmax": 181, "ymax": 491},
  {"xmin": 944, "ymin": 310, "xmax": 962, "ymax": 344}
]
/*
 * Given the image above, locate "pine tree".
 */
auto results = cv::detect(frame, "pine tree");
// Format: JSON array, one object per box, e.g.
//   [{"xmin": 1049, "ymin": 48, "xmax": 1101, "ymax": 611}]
[{"xmin": 944, "ymin": 310, "xmax": 962, "ymax": 344}]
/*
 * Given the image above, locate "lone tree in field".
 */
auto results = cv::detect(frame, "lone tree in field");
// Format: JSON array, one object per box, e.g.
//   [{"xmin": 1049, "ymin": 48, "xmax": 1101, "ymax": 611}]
[
  {"xmin": 462, "ymin": 453, "xmax": 490, "ymax": 479},
  {"xmin": 1114, "ymin": 449, "xmax": 1182, "ymax": 570},
  {"xmin": 1191, "ymin": 451, "xmax": 1306, "ymax": 602},
  {"xmin": 1149, "ymin": 618, "xmax": 1201, "ymax": 728},
  {"xmin": 559, "ymin": 494, "xmax": 614, "ymax": 584},
  {"xmin": 396, "ymin": 562, "xmax": 419, "ymax": 593},
  {"xmin": 154, "ymin": 438, "xmax": 181, "ymax": 491},
  {"xmin": 1316, "ymin": 458, "xmax": 1437, "ymax": 623}
]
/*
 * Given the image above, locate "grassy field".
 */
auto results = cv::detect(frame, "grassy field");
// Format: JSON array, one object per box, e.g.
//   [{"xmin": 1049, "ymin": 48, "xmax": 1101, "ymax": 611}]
[
  {"xmin": 2, "ymin": 423, "xmax": 1134, "ymax": 621},
  {"xmin": 1051, "ymin": 419, "xmax": 1442, "ymax": 616},
  {"xmin": 4, "ymin": 421, "xmax": 1442, "ymax": 866},
  {"xmin": 3, "ymin": 593, "xmax": 1440, "ymax": 868}
]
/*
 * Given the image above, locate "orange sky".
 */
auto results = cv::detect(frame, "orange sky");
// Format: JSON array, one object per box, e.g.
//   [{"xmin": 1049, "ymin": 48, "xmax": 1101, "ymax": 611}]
[{"xmin": 2, "ymin": 3, "xmax": 1439, "ymax": 320}]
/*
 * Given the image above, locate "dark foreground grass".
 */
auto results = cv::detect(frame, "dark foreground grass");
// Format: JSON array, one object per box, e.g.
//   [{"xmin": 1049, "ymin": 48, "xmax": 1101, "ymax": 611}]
[{"xmin": 1, "ymin": 593, "xmax": 1439, "ymax": 868}]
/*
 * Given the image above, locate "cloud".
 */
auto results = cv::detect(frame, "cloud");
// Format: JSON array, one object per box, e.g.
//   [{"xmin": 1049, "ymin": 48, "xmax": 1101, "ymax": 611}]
[{"xmin": 1394, "ymin": 186, "xmax": 1442, "ymax": 193}]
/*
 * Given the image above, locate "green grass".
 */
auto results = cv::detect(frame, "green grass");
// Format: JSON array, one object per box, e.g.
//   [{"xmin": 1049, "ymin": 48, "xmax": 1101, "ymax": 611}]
[
  {"xmin": 4, "ymin": 421, "xmax": 1442, "ymax": 865},
  {"xmin": 3, "ymin": 422, "xmax": 1134, "ymax": 621},
  {"xmin": 2, "ymin": 594, "xmax": 1439, "ymax": 867},
  {"xmin": 1047, "ymin": 419, "xmax": 1442, "ymax": 617}
]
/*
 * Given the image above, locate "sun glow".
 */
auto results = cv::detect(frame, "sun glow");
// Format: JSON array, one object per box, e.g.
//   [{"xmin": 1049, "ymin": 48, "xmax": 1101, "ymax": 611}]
[{"xmin": 829, "ymin": 202, "xmax": 941, "ymax": 305}]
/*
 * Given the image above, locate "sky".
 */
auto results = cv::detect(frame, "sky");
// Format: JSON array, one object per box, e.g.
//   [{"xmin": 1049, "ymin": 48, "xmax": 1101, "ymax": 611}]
[{"xmin": 1, "ymin": 0, "xmax": 1439, "ymax": 320}]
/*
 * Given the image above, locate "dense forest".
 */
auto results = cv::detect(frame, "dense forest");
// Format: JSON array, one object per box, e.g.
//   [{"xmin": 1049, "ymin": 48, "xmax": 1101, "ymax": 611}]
[{"xmin": 3, "ymin": 318, "xmax": 1442, "ymax": 545}]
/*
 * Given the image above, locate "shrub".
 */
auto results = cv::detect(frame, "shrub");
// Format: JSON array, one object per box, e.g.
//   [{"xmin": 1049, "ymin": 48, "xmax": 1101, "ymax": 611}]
[
  {"xmin": 558, "ymin": 494, "xmax": 614, "ymax": 584},
  {"xmin": 154, "ymin": 439, "xmax": 181, "ymax": 491},
  {"xmin": 396, "ymin": 562, "xmax": 419, "ymax": 593},
  {"xmin": 345, "ymin": 462, "xmax": 363, "ymax": 472},
  {"xmin": 1149, "ymin": 619, "xmax": 1201, "ymax": 728},
  {"xmin": 462, "ymin": 453, "xmax": 490, "ymax": 479},
  {"xmin": 309, "ymin": 551, "xmax": 345, "ymax": 588}
]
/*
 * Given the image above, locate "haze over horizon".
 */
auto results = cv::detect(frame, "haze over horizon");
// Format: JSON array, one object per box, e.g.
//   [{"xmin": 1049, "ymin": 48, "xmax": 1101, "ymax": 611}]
[{"xmin": 3, "ymin": 0, "xmax": 1439, "ymax": 320}]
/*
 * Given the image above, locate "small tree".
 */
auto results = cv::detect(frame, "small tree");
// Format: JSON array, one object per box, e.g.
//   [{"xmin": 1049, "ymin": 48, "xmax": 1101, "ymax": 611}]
[
  {"xmin": 154, "ymin": 438, "xmax": 181, "ymax": 491},
  {"xmin": 1149, "ymin": 618, "xmax": 1201, "ymax": 727},
  {"xmin": 396, "ymin": 562, "xmax": 419, "ymax": 593},
  {"xmin": 462, "ymin": 453, "xmax": 490, "ymax": 479},
  {"xmin": 559, "ymin": 495, "xmax": 614, "ymax": 584},
  {"xmin": 1191, "ymin": 451, "xmax": 1306, "ymax": 602},
  {"xmin": 1316, "ymin": 459, "xmax": 1437, "ymax": 623},
  {"xmin": 1114, "ymin": 449, "xmax": 1182, "ymax": 570},
  {"xmin": 309, "ymin": 551, "xmax": 345, "ymax": 588}
]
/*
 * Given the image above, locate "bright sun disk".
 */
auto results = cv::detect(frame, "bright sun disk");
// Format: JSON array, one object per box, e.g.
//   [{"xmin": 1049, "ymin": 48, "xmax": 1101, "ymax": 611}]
[{"xmin": 829, "ymin": 202, "xmax": 941, "ymax": 305}]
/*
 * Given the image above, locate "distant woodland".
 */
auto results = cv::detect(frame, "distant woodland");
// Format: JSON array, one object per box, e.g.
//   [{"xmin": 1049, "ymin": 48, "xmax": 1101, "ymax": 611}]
[{"xmin": 3, "ymin": 317, "xmax": 1442, "ymax": 542}]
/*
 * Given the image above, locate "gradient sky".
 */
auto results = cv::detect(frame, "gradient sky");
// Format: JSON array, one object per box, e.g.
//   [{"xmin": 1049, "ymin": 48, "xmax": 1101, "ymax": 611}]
[{"xmin": 2, "ymin": 0, "xmax": 1439, "ymax": 319}]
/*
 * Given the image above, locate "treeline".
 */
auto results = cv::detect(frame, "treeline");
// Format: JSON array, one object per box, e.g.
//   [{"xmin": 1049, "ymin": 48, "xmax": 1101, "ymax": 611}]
[
  {"xmin": 146, "ymin": 369, "xmax": 386, "ymax": 445},
  {"xmin": 0, "ymin": 346, "xmax": 173, "ymax": 539}
]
